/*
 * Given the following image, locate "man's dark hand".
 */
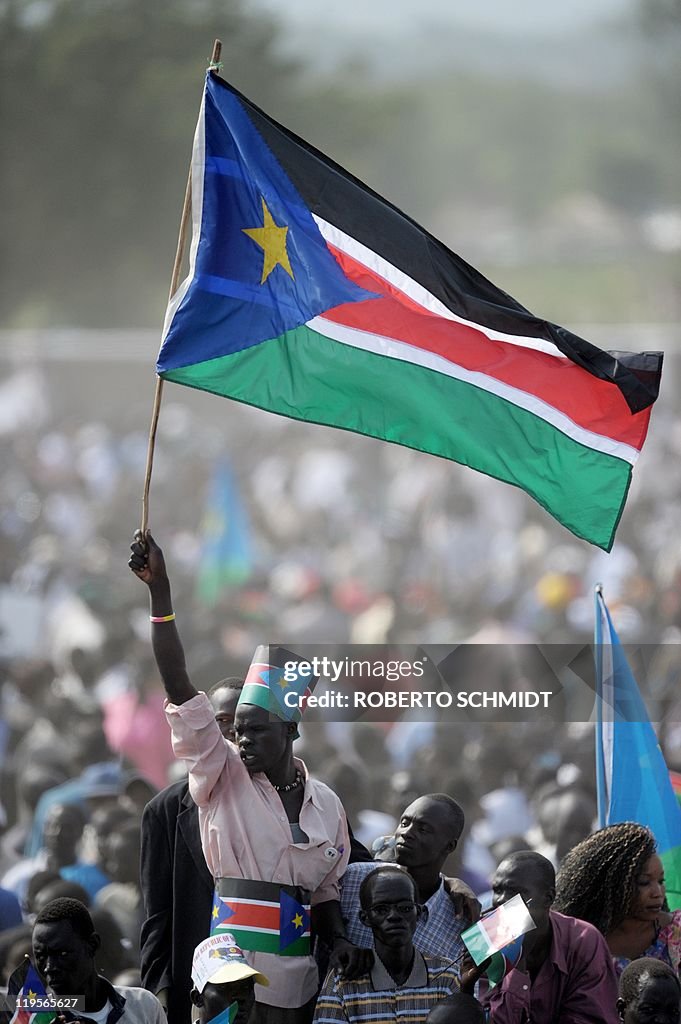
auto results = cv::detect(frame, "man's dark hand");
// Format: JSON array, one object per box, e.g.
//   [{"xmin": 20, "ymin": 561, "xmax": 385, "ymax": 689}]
[
  {"xmin": 459, "ymin": 951, "xmax": 490, "ymax": 995},
  {"xmin": 128, "ymin": 530, "xmax": 169, "ymax": 589},
  {"xmin": 443, "ymin": 877, "xmax": 481, "ymax": 924},
  {"xmin": 329, "ymin": 938, "xmax": 374, "ymax": 980}
]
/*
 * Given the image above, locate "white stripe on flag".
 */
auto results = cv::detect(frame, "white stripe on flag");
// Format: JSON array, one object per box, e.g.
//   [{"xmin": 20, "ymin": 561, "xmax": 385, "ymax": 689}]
[
  {"xmin": 314, "ymin": 215, "xmax": 569, "ymax": 360},
  {"xmin": 163, "ymin": 92, "xmax": 207, "ymax": 342},
  {"xmin": 215, "ymin": 925, "xmax": 279, "ymax": 935},
  {"xmin": 219, "ymin": 897, "xmax": 279, "ymax": 908},
  {"xmin": 598, "ymin": 595, "xmax": 615, "ymax": 825},
  {"xmin": 308, "ymin": 314, "xmax": 639, "ymax": 466}
]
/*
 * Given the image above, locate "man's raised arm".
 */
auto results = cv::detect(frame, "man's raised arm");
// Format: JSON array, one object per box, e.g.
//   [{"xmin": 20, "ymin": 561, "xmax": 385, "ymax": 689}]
[{"xmin": 129, "ymin": 530, "xmax": 198, "ymax": 705}]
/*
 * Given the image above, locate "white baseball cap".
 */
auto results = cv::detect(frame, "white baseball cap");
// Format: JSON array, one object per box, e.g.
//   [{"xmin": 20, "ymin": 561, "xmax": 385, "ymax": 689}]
[{"xmin": 191, "ymin": 934, "xmax": 270, "ymax": 994}]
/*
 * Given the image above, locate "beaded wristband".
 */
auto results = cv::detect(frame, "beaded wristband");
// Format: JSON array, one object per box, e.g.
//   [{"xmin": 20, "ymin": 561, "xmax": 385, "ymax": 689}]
[{"xmin": 150, "ymin": 612, "xmax": 176, "ymax": 623}]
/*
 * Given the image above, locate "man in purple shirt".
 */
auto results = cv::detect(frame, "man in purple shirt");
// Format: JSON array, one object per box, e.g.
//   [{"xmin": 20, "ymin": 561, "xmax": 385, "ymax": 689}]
[{"xmin": 481, "ymin": 851, "xmax": 619, "ymax": 1024}]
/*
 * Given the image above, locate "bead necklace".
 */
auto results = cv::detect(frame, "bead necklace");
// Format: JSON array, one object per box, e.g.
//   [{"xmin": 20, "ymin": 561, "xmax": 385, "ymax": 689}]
[{"xmin": 272, "ymin": 769, "xmax": 304, "ymax": 793}]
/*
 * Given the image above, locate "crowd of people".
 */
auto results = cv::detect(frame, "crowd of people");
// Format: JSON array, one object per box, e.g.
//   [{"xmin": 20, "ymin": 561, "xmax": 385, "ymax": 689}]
[
  {"xmin": 1, "ymin": 351, "xmax": 681, "ymax": 1022},
  {"xmin": 0, "ymin": 523, "xmax": 678, "ymax": 1021}
]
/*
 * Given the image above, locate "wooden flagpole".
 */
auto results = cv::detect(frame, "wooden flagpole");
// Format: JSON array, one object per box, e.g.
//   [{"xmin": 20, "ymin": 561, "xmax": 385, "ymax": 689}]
[{"xmin": 140, "ymin": 38, "xmax": 223, "ymax": 535}]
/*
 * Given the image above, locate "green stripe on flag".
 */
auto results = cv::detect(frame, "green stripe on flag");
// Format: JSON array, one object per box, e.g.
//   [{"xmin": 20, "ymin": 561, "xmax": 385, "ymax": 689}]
[
  {"xmin": 238, "ymin": 682, "xmax": 279, "ymax": 717},
  {"xmin": 197, "ymin": 561, "xmax": 250, "ymax": 601},
  {"xmin": 661, "ymin": 847, "xmax": 681, "ymax": 911},
  {"xmin": 461, "ymin": 920, "xmax": 494, "ymax": 965},
  {"xmin": 162, "ymin": 326, "xmax": 632, "ymax": 551},
  {"xmin": 278, "ymin": 935, "xmax": 310, "ymax": 957},
  {"xmin": 213, "ymin": 925, "xmax": 310, "ymax": 956},
  {"xmin": 485, "ymin": 951, "xmax": 507, "ymax": 987}
]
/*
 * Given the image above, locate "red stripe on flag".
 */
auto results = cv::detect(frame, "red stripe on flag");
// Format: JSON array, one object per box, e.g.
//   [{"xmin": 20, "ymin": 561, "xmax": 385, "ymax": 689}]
[
  {"xmin": 325, "ymin": 246, "xmax": 651, "ymax": 451},
  {"xmin": 221, "ymin": 900, "xmax": 280, "ymax": 929},
  {"xmin": 244, "ymin": 663, "xmax": 272, "ymax": 686}
]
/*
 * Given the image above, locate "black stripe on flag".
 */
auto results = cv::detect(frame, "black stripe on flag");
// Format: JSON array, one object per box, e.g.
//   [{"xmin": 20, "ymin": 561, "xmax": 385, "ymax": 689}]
[{"xmin": 210, "ymin": 73, "xmax": 662, "ymax": 415}]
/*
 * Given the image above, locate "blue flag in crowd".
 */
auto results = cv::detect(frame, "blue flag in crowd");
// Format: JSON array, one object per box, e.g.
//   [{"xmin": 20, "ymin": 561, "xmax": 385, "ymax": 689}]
[
  {"xmin": 196, "ymin": 460, "xmax": 253, "ymax": 604},
  {"xmin": 595, "ymin": 587, "xmax": 681, "ymax": 908}
]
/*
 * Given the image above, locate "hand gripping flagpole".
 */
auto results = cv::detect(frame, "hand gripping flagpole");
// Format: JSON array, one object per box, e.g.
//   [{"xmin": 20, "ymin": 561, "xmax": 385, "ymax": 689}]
[{"xmin": 140, "ymin": 38, "xmax": 223, "ymax": 536}]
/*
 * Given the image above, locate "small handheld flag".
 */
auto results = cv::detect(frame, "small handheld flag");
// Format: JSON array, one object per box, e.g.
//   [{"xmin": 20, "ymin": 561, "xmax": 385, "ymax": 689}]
[
  {"xmin": 484, "ymin": 934, "xmax": 525, "ymax": 989},
  {"xmin": 461, "ymin": 894, "xmax": 535, "ymax": 965},
  {"xmin": 5, "ymin": 958, "xmax": 53, "ymax": 1024},
  {"xmin": 208, "ymin": 1005, "xmax": 239, "ymax": 1024}
]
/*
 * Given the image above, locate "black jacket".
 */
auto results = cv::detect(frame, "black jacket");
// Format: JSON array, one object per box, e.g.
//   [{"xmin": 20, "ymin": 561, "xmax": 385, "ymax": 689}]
[{"xmin": 139, "ymin": 780, "xmax": 213, "ymax": 1024}]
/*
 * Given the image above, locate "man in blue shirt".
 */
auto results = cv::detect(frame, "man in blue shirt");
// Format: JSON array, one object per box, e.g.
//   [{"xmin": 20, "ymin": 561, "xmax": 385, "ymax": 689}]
[
  {"xmin": 339, "ymin": 794, "xmax": 477, "ymax": 969},
  {"xmin": 0, "ymin": 885, "xmax": 21, "ymax": 932}
]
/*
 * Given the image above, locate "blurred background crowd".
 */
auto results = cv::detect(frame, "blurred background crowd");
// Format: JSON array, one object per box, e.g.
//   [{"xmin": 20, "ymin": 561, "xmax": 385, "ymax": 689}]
[
  {"xmin": 0, "ymin": 334, "xmax": 680, "ymax": 986},
  {"xmin": 1, "ymin": 0, "xmax": 680, "ymax": 996}
]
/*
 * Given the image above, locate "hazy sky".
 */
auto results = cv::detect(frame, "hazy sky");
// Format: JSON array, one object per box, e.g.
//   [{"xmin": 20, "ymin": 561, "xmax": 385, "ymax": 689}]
[{"xmin": 254, "ymin": 0, "xmax": 632, "ymax": 37}]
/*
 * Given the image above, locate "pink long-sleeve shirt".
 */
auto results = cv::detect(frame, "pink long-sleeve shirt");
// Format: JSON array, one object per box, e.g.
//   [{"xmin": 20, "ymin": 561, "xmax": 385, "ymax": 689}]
[{"xmin": 165, "ymin": 693, "xmax": 350, "ymax": 1008}]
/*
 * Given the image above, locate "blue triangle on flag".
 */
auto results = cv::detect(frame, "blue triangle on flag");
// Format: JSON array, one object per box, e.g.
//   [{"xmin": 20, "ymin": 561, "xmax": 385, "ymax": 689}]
[{"xmin": 279, "ymin": 889, "xmax": 310, "ymax": 952}]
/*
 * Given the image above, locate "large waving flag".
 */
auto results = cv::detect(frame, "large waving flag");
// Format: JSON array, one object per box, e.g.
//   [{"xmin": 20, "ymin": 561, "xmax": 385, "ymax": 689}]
[
  {"xmin": 595, "ymin": 588, "xmax": 681, "ymax": 908},
  {"xmin": 671, "ymin": 770, "xmax": 681, "ymax": 807},
  {"xmin": 158, "ymin": 71, "xmax": 663, "ymax": 551}
]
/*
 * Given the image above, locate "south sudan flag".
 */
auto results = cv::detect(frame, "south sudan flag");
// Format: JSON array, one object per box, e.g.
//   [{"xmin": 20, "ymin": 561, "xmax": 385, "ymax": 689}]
[{"xmin": 158, "ymin": 71, "xmax": 663, "ymax": 551}]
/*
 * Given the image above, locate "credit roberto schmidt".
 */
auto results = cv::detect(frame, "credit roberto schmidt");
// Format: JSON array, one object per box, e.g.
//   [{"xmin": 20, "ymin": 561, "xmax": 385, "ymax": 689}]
[{"xmin": 281, "ymin": 662, "xmax": 553, "ymax": 711}]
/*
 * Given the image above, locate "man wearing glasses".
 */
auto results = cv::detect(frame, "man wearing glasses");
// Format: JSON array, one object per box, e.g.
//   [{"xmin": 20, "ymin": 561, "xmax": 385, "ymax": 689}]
[{"xmin": 314, "ymin": 865, "xmax": 473, "ymax": 1024}]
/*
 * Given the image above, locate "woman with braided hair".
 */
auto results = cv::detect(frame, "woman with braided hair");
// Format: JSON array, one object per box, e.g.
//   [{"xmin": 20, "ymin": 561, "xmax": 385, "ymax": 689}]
[{"xmin": 555, "ymin": 822, "xmax": 681, "ymax": 977}]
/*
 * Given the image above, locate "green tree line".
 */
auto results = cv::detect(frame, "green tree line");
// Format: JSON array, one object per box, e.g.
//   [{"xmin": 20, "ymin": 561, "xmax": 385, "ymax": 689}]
[{"xmin": 1, "ymin": 0, "xmax": 678, "ymax": 328}]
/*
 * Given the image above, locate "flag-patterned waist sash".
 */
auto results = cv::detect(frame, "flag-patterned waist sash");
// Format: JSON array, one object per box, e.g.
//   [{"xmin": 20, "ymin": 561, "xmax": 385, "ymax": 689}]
[{"xmin": 212, "ymin": 877, "xmax": 312, "ymax": 956}]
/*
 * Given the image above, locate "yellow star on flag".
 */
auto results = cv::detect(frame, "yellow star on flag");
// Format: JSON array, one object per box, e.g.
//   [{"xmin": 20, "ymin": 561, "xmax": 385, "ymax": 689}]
[
  {"xmin": 243, "ymin": 198, "xmax": 294, "ymax": 285},
  {"xmin": 28, "ymin": 990, "xmax": 36, "ymax": 1001},
  {"xmin": 278, "ymin": 677, "xmax": 289, "ymax": 689},
  {"xmin": 292, "ymin": 913, "xmax": 303, "ymax": 929},
  {"xmin": 212, "ymin": 905, "xmax": 219, "ymax": 919}
]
